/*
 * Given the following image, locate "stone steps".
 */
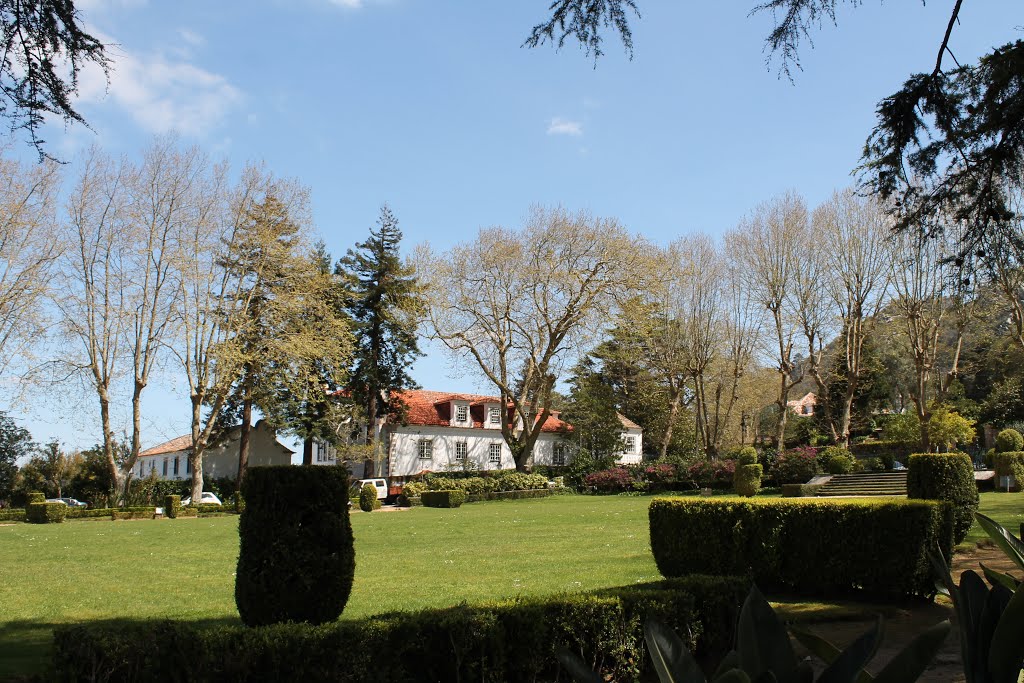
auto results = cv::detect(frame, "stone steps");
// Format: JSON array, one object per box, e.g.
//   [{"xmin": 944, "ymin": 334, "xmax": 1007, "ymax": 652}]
[{"xmin": 816, "ymin": 472, "xmax": 908, "ymax": 497}]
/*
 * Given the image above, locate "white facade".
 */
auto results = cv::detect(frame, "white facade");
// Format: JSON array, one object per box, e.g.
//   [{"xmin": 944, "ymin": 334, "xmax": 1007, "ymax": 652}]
[{"xmin": 136, "ymin": 420, "xmax": 294, "ymax": 481}]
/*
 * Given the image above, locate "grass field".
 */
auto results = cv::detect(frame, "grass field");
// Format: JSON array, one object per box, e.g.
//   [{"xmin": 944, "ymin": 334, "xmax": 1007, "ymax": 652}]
[{"xmin": 0, "ymin": 491, "xmax": 1021, "ymax": 679}]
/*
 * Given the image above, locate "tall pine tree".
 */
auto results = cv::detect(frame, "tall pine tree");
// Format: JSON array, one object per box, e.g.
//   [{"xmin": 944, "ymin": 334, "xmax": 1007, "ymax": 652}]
[{"xmin": 336, "ymin": 205, "xmax": 424, "ymax": 477}]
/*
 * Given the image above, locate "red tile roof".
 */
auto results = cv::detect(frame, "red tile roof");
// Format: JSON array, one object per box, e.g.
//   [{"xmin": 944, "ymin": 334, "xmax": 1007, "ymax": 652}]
[
  {"xmin": 393, "ymin": 389, "xmax": 571, "ymax": 433},
  {"xmin": 139, "ymin": 434, "xmax": 192, "ymax": 457}
]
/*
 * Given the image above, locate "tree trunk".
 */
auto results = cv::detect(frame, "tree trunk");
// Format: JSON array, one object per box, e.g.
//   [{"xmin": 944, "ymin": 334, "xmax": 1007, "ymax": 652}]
[
  {"xmin": 659, "ymin": 383, "xmax": 683, "ymax": 460},
  {"xmin": 237, "ymin": 396, "xmax": 253, "ymax": 485},
  {"xmin": 302, "ymin": 437, "xmax": 313, "ymax": 466},
  {"xmin": 775, "ymin": 369, "xmax": 790, "ymax": 452},
  {"xmin": 189, "ymin": 395, "xmax": 205, "ymax": 502}
]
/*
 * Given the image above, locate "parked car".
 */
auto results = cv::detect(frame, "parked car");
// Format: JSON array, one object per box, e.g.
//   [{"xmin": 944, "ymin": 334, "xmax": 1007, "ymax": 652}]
[
  {"xmin": 181, "ymin": 492, "xmax": 222, "ymax": 506},
  {"xmin": 351, "ymin": 478, "xmax": 388, "ymax": 502},
  {"xmin": 57, "ymin": 497, "xmax": 88, "ymax": 508}
]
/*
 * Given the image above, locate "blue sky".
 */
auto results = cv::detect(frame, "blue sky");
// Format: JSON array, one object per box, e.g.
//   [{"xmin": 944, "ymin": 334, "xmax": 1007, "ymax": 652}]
[{"xmin": 12, "ymin": 0, "xmax": 1020, "ymax": 455}]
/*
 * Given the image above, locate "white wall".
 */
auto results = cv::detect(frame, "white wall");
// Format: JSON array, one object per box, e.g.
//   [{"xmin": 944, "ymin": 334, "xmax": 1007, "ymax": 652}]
[{"xmin": 136, "ymin": 423, "xmax": 293, "ymax": 481}]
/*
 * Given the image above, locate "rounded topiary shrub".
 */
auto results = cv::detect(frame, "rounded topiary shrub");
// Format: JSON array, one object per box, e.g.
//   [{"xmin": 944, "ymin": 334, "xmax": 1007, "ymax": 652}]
[
  {"xmin": 733, "ymin": 463, "xmax": 763, "ymax": 497},
  {"xmin": 235, "ymin": 466, "xmax": 355, "ymax": 626},
  {"xmin": 359, "ymin": 483, "xmax": 379, "ymax": 512},
  {"xmin": 907, "ymin": 452, "xmax": 978, "ymax": 545},
  {"xmin": 995, "ymin": 429, "xmax": 1023, "ymax": 454},
  {"xmin": 737, "ymin": 447, "xmax": 758, "ymax": 466},
  {"xmin": 819, "ymin": 446, "xmax": 856, "ymax": 475}
]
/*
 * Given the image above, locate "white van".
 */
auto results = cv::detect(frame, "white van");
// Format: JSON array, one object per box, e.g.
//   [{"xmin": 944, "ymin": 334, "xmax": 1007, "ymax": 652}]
[{"xmin": 351, "ymin": 478, "xmax": 388, "ymax": 501}]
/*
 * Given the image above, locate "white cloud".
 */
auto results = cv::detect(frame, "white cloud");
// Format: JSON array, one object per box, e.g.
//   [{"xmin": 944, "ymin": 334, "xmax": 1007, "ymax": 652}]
[
  {"xmin": 547, "ymin": 117, "xmax": 583, "ymax": 137},
  {"xmin": 178, "ymin": 29, "xmax": 205, "ymax": 47},
  {"xmin": 75, "ymin": 38, "xmax": 242, "ymax": 137}
]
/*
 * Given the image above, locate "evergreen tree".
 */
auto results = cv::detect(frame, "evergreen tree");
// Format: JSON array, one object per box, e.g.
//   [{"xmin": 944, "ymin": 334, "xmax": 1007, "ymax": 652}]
[
  {"xmin": 336, "ymin": 205, "xmax": 424, "ymax": 476},
  {"xmin": 561, "ymin": 357, "xmax": 624, "ymax": 462},
  {"xmin": 0, "ymin": 411, "xmax": 33, "ymax": 504}
]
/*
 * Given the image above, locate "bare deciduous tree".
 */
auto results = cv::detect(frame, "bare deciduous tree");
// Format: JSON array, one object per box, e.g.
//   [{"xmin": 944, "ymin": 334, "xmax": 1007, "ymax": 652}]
[
  {"xmin": 728, "ymin": 192, "xmax": 807, "ymax": 451},
  {"xmin": 421, "ymin": 207, "xmax": 647, "ymax": 471},
  {"xmin": 0, "ymin": 154, "xmax": 62, "ymax": 378},
  {"xmin": 816, "ymin": 190, "xmax": 892, "ymax": 445}
]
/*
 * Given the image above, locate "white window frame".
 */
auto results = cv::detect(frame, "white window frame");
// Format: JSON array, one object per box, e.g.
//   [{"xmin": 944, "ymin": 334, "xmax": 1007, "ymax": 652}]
[
  {"xmin": 173, "ymin": 456, "xmax": 179, "ymax": 476},
  {"xmin": 455, "ymin": 441, "xmax": 467, "ymax": 461},
  {"xmin": 621, "ymin": 435, "xmax": 636, "ymax": 454},
  {"xmin": 553, "ymin": 444, "xmax": 568, "ymax": 467},
  {"xmin": 455, "ymin": 404, "xmax": 468, "ymax": 423},
  {"xmin": 488, "ymin": 443, "xmax": 501, "ymax": 463},
  {"xmin": 488, "ymin": 406, "xmax": 500, "ymax": 424},
  {"xmin": 418, "ymin": 439, "xmax": 433, "ymax": 460}
]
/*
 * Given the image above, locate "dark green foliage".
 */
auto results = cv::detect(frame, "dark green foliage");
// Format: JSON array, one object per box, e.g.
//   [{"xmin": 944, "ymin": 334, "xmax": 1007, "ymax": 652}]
[
  {"xmin": 932, "ymin": 513, "xmax": 1024, "ymax": 683},
  {"xmin": 52, "ymin": 576, "xmax": 746, "ymax": 683},
  {"xmin": 907, "ymin": 452, "xmax": 979, "ymax": 545},
  {"xmin": 336, "ymin": 205, "xmax": 424, "ymax": 447},
  {"xmin": 649, "ymin": 497, "xmax": 954, "ymax": 599},
  {"xmin": 993, "ymin": 452, "xmax": 1024, "ymax": 491},
  {"xmin": 560, "ymin": 584, "xmax": 950, "ymax": 683},
  {"xmin": 733, "ymin": 464, "xmax": 762, "ymax": 497},
  {"xmin": 465, "ymin": 489, "xmax": 553, "ymax": 503},
  {"xmin": 112, "ymin": 507, "xmax": 156, "ymax": 520},
  {"xmin": 421, "ymin": 490, "xmax": 467, "ymax": 508},
  {"xmin": 26, "ymin": 491, "xmax": 44, "ymax": 504},
  {"xmin": 862, "ymin": 39, "xmax": 1024, "ymax": 257},
  {"xmin": 849, "ymin": 440, "xmax": 912, "ymax": 469},
  {"xmin": 818, "ymin": 446, "xmax": 856, "ymax": 474},
  {"xmin": 164, "ymin": 495, "xmax": 181, "ymax": 519},
  {"xmin": 235, "ymin": 466, "xmax": 354, "ymax": 626},
  {"xmin": 736, "ymin": 447, "xmax": 758, "ymax": 466},
  {"xmin": 780, "ymin": 483, "xmax": 823, "ymax": 497},
  {"xmin": 26, "ymin": 501, "xmax": 66, "ymax": 524},
  {"xmin": 0, "ymin": 0, "xmax": 111, "ymax": 160},
  {"xmin": 562, "ymin": 356, "xmax": 628, "ymax": 460},
  {"xmin": 995, "ymin": 429, "xmax": 1023, "ymax": 454},
  {"xmin": 358, "ymin": 483, "xmax": 379, "ymax": 512},
  {"xmin": 65, "ymin": 507, "xmax": 116, "ymax": 519},
  {"xmin": 423, "ymin": 472, "xmax": 549, "ymax": 494},
  {"xmin": 0, "ymin": 411, "xmax": 33, "ymax": 503}
]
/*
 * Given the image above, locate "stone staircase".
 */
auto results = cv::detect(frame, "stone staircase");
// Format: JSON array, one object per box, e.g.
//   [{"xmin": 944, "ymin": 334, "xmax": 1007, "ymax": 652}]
[{"xmin": 815, "ymin": 471, "xmax": 908, "ymax": 497}]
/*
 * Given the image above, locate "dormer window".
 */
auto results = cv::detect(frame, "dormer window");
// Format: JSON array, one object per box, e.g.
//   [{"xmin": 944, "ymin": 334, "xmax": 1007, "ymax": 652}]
[
  {"xmin": 488, "ymin": 406, "xmax": 500, "ymax": 424},
  {"xmin": 455, "ymin": 404, "xmax": 468, "ymax": 422}
]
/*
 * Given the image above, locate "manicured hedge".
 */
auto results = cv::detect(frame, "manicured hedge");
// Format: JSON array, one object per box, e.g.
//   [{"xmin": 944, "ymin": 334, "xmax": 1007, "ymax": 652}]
[
  {"xmin": 26, "ymin": 491, "xmax": 44, "ymax": 504},
  {"xmin": 465, "ymin": 489, "xmax": 552, "ymax": 503},
  {"xmin": 849, "ymin": 441, "xmax": 911, "ymax": 469},
  {"xmin": 112, "ymin": 507, "xmax": 156, "ymax": 520},
  {"xmin": 236, "ymin": 466, "xmax": 354, "ymax": 627},
  {"xmin": 733, "ymin": 463, "xmax": 762, "ymax": 497},
  {"xmin": 52, "ymin": 576, "xmax": 746, "ymax": 683},
  {"xmin": 423, "ymin": 472, "xmax": 549, "ymax": 494},
  {"xmin": 648, "ymin": 497, "xmax": 954, "ymax": 599},
  {"xmin": 0, "ymin": 508, "xmax": 25, "ymax": 522},
  {"xmin": 907, "ymin": 452, "xmax": 978, "ymax": 545},
  {"xmin": 993, "ymin": 451, "xmax": 1024, "ymax": 480},
  {"xmin": 26, "ymin": 501, "xmax": 67, "ymax": 524},
  {"xmin": 164, "ymin": 495, "xmax": 182, "ymax": 519},
  {"xmin": 780, "ymin": 483, "xmax": 824, "ymax": 498},
  {"xmin": 421, "ymin": 490, "xmax": 467, "ymax": 508},
  {"xmin": 193, "ymin": 503, "xmax": 236, "ymax": 515},
  {"xmin": 66, "ymin": 508, "xmax": 117, "ymax": 519}
]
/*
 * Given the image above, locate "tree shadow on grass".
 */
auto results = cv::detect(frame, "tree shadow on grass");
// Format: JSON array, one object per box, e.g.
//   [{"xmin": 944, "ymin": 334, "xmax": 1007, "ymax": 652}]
[{"xmin": 0, "ymin": 616, "xmax": 242, "ymax": 682}]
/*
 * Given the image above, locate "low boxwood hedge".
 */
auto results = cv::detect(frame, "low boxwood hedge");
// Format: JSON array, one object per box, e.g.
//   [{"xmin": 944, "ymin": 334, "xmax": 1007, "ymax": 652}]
[
  {"xmin": 26, "ymin": 501, "xmax": 67, "ymax": 524},
  {"xmin": 65, "ymin": 508, "xmax": 117, "ymax": 520},
  {"xmin": 464, "ymin": 489, "xmax": 552, "ymax": 503},
  {"xmin": 112, "ymin": 507, "xmax": 156, "ymax": 521},
  {"xmin": 52, "ymin": 576, "xmax": 745, "ymax": 683},
  {"xmin": 421, "ymin": 490, "xmax": 467, "ymax": 508},
  {"xmin": 780, "ymin": 483, "xmax": 824, "ymax": 498},
  {"xmin": 648, "ymin": 497, "xmax": 953, "ymax": 600},
  {"xmin": 0, "ymin": 508, "xmax": 25, "ymax": 522}
]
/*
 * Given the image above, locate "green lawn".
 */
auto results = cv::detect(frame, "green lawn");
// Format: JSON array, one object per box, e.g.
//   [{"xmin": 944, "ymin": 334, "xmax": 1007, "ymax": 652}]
[
  {"xmin": 962, "ymin": 490, "xmax": 1024, "ymax": 548},
  {"xmin": 0, "ymin": 494, "xmax": 660, "ymax": 678},
  {"xmin": 1, "ymin": 491, "xmax": 1020, "ymax": 679}
]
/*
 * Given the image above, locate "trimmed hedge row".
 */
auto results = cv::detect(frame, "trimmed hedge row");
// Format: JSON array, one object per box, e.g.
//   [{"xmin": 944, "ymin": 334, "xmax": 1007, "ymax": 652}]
[
  {"xmin": 113, "ymin": 507, "xmax": 156, "ymax": 520},
  {"xmin": 780, "ymin": 483, "xmax": 824, "ymax": 498},
  {"xmin": 423, "ymin": 472, "xmax": 549, "ymax": 494},
  {"xmin": 421, "ymin": 490, "xmax": 467, "ymax": 508},
  {"xmin": 52, "ymin": 576, "xmax": 746, "ymax": 683},
  {"xmin": 907, "ymin": 452, "xmax": 978, "ymax": 545},
  {"xmin": 465, "ymin": 489, "xmax": 553, "ymax": 503},
  {"xmin": 849, "ymin": 440, "xmax": 912, "ymax": 467},
  {"xmin": 648, "ymin": 497, "xmax": 954, "ymax": 599},
  {"xmin": 66, "ymin": 508, "xmax": 118, "ymax": 519},
  {"xmin": 0, "ymin": 508, "xmax": 26, "ymax": 522},
  {"xmin": 27, "ymin": 501, "xmax": 67, "ymax": 523},
  {"xmin": 993, "ymin": 451, "xmax": 1024, "ymax": 479}
]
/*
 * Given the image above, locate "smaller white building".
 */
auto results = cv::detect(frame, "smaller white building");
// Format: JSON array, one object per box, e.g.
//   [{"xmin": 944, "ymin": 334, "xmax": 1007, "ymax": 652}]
[{"xmin": 136, "ymin": 420, "xmax": 294, "ymax": 481}]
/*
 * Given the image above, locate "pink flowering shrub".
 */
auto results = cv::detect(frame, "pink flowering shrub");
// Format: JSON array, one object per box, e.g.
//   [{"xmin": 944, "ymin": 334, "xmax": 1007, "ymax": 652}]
[
  {"xmin": 770, "ymin": 447, "xmax": 821, "ymax": 484},
  {"xmin": 686, "ymin": 459, "xmax": 736, "ymax": 487},
  {"xmin": 584, "ymin": 468, "xmax": 636, "ymax": 492},
  {"xmin": 642, "ymin": 463, "xmax": 677, "ymax": 484}
]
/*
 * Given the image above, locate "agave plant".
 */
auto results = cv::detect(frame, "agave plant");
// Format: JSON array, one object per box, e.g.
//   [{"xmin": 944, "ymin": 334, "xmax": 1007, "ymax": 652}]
[
  {"xmin": 557, "ymin": 584, "xmax": 950, "ymax": 683},
  {"xmin": 928, "ymin": 513, "xmax": 1024, "ymax": 683}
]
